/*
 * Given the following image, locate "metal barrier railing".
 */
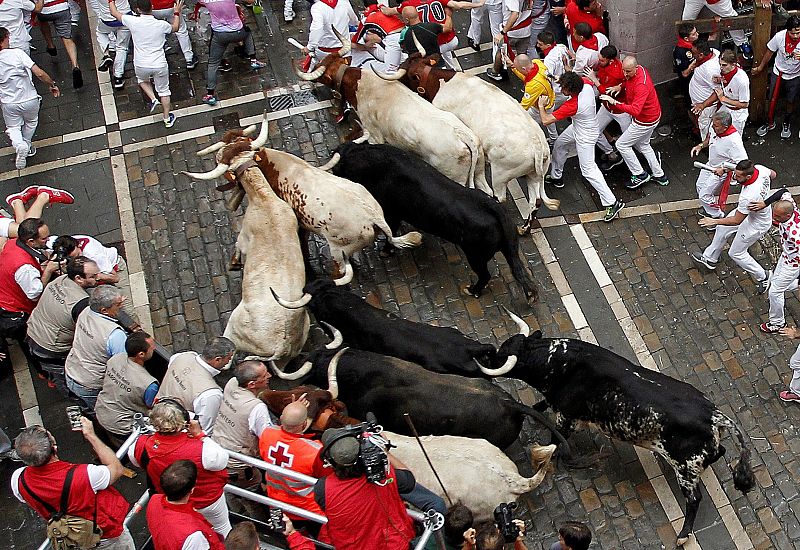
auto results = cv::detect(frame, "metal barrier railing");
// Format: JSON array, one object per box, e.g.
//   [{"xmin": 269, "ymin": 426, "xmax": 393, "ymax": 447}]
[{"xmin": 35, "ymin": 424, "xmax": 444, "ymax": 550}]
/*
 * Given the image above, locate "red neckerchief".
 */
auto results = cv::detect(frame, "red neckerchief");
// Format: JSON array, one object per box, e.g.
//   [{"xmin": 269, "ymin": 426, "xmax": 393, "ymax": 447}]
[
  {"xmin": 363, "ymin": 3, "xmax": 379, "ymax": 16},
  {"xmin": 524, "ymin": 63, "xmax": 540, "ymax": 83},
  {"xmin": 721, "ymin": 65, "xmax": 739, "ymax": 86},
  {"xmin": 715, "ymin": 124, "xmax": 737, "ymax": 137},
  {"xmin": 676, "ymin": 37, "xmax": 694, "ymax": 49},
  {"xmin": 541, "ymin": 44, "xmax": 554, "ymax": 57},
  {"xmin": 693, "ymin": 51, "xmax": 714, "ymax": 67},
  {"xmin": 580, "ymin": 34, "xmax": 599, "ymax": 51},
  {"xmin": 787, "ymin": 31, "xmax": 800, "ymax": 55},
  {"xmin": 319, "ymin": 0, "xmax": 338, "ymax": 8},
  {"xmin": 716, "ymin": 168, "xmax": 758, "ymax": 209}
]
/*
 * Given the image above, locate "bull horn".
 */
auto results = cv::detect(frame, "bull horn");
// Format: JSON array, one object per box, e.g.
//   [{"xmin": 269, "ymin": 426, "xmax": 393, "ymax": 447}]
[
  {"xmin": 411, "ymin": 31, "xmax": 426, "ymax": 58},
  {"xmin": 196, "ymin": 141, "xmax": 227, "ymax": 156},
  {"xmin": 250, "ymin": 111, "xmax": 270, "ymax": 149},
  {"xmin": 333, "ymin": 260, "xmax": 354, "ymax": 286},
  {"xmin": 370, "ymin": 64, "xmax": 407, "ymax": 81},
  {"xmin": 318, "ymin": 152, "xmax": 341, "ymax": 171},
  {"xmin": 229, "ymin": 150, "xmax": 257, "ymax": 172},
  {"xmin": 182, "ymin": 163, "xmax": 230, "ymax": 180},
  {"xmin": 353, "ymin": 128, "xmax": 370, "ymax": 144},
  {"xmin": 320, "ymin": 321, "xmax": 344, "ymax": 349},
  {"xmin": 502, "ymin": 306, "xmax": 530, "ymax": 337},
  {"xmin": 332, "ymin": 27, "xmax": 352, "ymax": 57},
  {"xmin": 269, "ymin": 359, "xmax": 313, "ymax": 381},
  {"xmin": 325, "ymin": 347, "xmax": 348, "ymax": 399},
  {"xmin": 293, "ymin": 60, "xmax": 326, "ymax": 81},
  {"xmin": 476, "ymin": 354, "xmax": 517, "ymax": 377},
  {"xmin": 242, "ymin": 124, "xmax": 257, "ymax": 136},
  {"xmin": 270, "ymin": 287, "xmax": 312, "ymax": 309}
]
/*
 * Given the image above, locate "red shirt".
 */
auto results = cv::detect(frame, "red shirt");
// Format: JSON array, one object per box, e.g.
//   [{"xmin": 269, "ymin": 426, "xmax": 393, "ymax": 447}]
[
  {"xmin": 618, "ymin": 65, "xmax": 661, "ymax": 125},
  {"xmin": 597, "ymin": 58, "xmax": 625, "ymax": 113},
  {"xmin": 354, "ymin": 4, "xmax": 404, "ymax": 42},
  {"xmin": 398, "ymin": 0, "xmax": 454, "ymax": 45},
  {"xmin": 0, "ymin": 239, "xmax": 43, "ymax": 314},
  {"xmin": 565, "ymin": 0, "xmax": 605, "ymax": 34},
  {"xmin": 147, "ymin": 495, "xmax": 225, "ymax": 550}
]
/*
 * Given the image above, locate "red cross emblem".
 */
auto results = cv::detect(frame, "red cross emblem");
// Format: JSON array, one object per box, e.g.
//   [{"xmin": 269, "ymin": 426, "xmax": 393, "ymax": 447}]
[{"xmin": 267, "ymin": 442, "xmax": 294, "ymax": 468}]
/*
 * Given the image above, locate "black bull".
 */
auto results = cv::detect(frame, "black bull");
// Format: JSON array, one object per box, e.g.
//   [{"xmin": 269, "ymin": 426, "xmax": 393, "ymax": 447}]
[
  {"xmin": 300, "ymin": 347, "xmax": 568, "ymax": 451},
  {"xmin": 326, "ymin": 141, "xmax": 537, "ymax": 302},
  {"xmin": 493, "ymin": 331, "xmax": 755, "ymax": 544}
]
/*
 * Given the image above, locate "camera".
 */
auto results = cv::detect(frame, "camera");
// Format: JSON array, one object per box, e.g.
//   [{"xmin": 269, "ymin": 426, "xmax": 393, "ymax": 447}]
[
  {"xmin": 493, "ymin": 502, "xmax": 519, "ymax": 543},
  {"xmin": 325, "ymin": 413, "xmax": 392, "ymax": 484},
  {"xmin": 266, "ymin": 507, "xmax": 285, "ymax": 532}
]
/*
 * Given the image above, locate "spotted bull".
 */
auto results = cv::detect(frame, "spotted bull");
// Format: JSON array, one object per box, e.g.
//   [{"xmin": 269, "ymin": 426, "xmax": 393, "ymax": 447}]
[{"xmin": 492, "ymin": 331, "xmax": 756, "ymax": 545}]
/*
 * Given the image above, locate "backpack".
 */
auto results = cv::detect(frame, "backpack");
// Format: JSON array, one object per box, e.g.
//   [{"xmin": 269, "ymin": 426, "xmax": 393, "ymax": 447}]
[{"xmin": 20, "ymin": 466, "xmax": 103, "ymax": 550}]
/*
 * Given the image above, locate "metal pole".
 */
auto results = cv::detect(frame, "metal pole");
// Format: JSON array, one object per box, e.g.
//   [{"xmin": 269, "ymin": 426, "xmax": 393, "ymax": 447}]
[
  {"xmin": 123, "ymin": 490, "xmax": 151, "ymax": 527},
  {"xmin": 403, "ymin": 413, "xmax": 453, "ymax": 506}
]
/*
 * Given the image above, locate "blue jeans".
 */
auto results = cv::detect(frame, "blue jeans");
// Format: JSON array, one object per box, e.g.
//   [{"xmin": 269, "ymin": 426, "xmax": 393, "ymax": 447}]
[
  {"xmin": 66, "ymin": 375, "xmax": 100, "ymax": 412},
  {"xmin": 400, "ymin": 482, "xmax": 447, "ymax": 515}
]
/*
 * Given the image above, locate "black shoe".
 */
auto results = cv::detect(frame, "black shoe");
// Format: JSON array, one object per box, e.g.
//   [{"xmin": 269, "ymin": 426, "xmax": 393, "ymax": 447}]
[
  {"xmin": 335, "ymin": 107, "xmax": 353, "ymax": 124},
  {"xmin": 220, "ymin": 60, "xmax": 233, "ymax": 72},
  {"xmin": 112, "ymin": 76, "xmax": 124, "ymax": 89},
  {"xmin": 186, "ymin": 54, "xmax": 199, "ymax": 70},
  {"xmin": 46, "ymin": 47, "xmax": 57, "ymax": 57},
  {"xmin": 603, "ymin": 200, "xmax": 625, "ymax": 222},
  {"xmin": 486, "ymin": 68, "xmax": 503, "ymax": 81},
  {"xmin": 600, "ymin": 152, "xmax": 624, "ymax": 172},
  {"xmin": 625, "ymin": 172, "xmax": 651, "ymax": 189},
  {"xmin": 544, "ymin": 174, "xmax": 564, "ymax": 188},
  {"xmin": 467, "ymin": 37, "xmax": 480, "ymax": 51},
  {"xmin": 72, "ymin": 67, "xmax": 83, "ymax": 89},
  {"xmin": 97, "ymin": 55, "xmax": 113, "ymax": 72}
]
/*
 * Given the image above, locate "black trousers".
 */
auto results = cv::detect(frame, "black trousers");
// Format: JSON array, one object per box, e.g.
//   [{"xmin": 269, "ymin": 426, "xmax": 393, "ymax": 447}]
[{"xmin": 0, "ymin": 310, "xmax": 41, "ymax": 375}]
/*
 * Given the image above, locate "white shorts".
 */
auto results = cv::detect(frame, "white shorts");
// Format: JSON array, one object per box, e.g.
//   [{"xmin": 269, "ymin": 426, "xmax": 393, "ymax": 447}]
[
  {"xmin": 134, "ymin": 65, "xmax": 171, "ymax": 97},
  {"xmin": 0, "ymin": 217, "xmax": 12, "ymax": 238}
]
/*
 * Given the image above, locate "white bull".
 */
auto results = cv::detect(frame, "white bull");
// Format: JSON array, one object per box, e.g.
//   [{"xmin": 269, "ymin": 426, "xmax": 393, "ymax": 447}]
[
  {"xmin": 294, "ymin": 35, "xmax": 492, "ymax": 195},
  {"xmin": 384, "ymin": 431, "xmax": 556, "ymax": 522}
]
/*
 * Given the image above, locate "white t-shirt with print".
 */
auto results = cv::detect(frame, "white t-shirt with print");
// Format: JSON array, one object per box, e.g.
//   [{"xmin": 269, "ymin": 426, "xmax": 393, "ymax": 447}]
[{"xmin": 122, "ymin": 13, "xmax": 172, "ymax": 68}]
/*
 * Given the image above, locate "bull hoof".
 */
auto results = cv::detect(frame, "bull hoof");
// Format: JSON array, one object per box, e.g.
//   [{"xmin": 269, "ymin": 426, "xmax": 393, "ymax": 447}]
[
  {"xmin": 461, "ymin": 284, "xmax": 481, "ymax": 298},
  {"xmin": 526, "ymin": 289, "xmax": 539, "ymax": 306},
  {"xmin": 676, "ymin": 535, "xmax": 690, "ymax": 546},
  {"xmin": 517, "ymin": 222, "xmax": 532, "ymax": 236}
]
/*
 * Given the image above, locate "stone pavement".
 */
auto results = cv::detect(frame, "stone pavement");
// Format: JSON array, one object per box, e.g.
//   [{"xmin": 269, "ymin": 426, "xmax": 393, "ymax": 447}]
[{"xmin": 3, "ymin": 1, "xmax": 800, "ymax": 549}]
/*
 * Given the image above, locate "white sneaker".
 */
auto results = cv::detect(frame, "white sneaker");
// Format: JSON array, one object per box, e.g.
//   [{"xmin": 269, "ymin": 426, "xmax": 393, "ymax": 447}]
[
  {"xmin": 15, "ymin": 145, "xmax": 29, "ymax": 170},
  {"xmin": 284, "ymin": 10, "xmax": 295, "ymax": 21}
]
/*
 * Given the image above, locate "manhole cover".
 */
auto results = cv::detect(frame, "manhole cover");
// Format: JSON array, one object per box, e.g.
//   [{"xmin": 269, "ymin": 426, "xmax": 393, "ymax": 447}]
[
  {"xmin": 212, "ymin": 112, "xmax": 243, "ymax": 133},
  {"xmin": 269, "ymin": 94, "xmax": 294, "ymax": 111}
]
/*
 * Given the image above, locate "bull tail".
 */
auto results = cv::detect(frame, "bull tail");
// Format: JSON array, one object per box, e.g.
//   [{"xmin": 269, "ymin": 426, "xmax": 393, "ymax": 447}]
[
  {"xmin": 718, "ymin": 412, "xmax": 756, "ymax": 493},
  {"xmin": 488, "ymin": 200, "xmax": 537, "ymax": 302},
  {"xmin": 374, "ymin": 219, "xmax": 423, "ymax": 249},
  {"xmin": 455, "ymin": 126, "xmax": 491, "ymax": 194},
  {"xmin": 507, "ymin": 400, "xmax": 571, "ymax": 456}
]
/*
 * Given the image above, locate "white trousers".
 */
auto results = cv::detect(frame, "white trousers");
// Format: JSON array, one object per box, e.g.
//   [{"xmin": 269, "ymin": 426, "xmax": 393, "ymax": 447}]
[
  {"xmin": 769, "ymin": 256, "xmax": 800, "ymax": 326},
  {"xmin": 695, "ymin": 171, "xmax": 725, "ymax": 217},
  {"xmin": 198, "ymin": 493, "xmax": 232, "ymax": 537},
  {"xmin": 95, "ymin": 527, "xmax": 135, "ymax": 550},
  {"xmin": 353, "ymin": 32, "xmax": 403, "ymax": 73},
  {"xmin": 682, "ymin": 0, "xmax": 746, "ymax": 46},
  {"xmin": 97, "ymin": 21, "xmax": 131, "ymax": 78},
  {"xmin": 789, "ymin": 344, "xmax": 800, "ymax": 394},
  {"xmin": 551, "ymin": 126, "xmax": 617, "ymax": 206},
  {"xmin": 440, "ymin": 35, "xmax": 459, "ymax": 70},
  {"xmin": 702, "ymin": 215, "xmax": 768, "ymax": 280},
  {"xmin": 615, "ymin": 120, "xmax": 664, "ymax": 177},
  {"xmin": 595, "ymin": 106, "xmax": 632, "ymax": 154},
  {"xmin": 467, "ymin": 2, "xmax": 503, "ymax": 44},
  {"xmin": 153, "ymin": 7, "xmax": 194, "ymax": 61},
  {"xmin": 729, "ymin": 110, "xmax": 748, "ymax": 134},
  {"xmin": 2, "ymin": 97, "xmax": 40, "ymax": 156},
  {"xmin": 697, "ymin": 105, "xmax": 716, "ymax": 141}
]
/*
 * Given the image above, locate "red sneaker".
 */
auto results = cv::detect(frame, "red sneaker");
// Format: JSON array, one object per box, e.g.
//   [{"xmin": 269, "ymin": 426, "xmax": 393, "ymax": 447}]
[
  {"xmin": 5, "ymin": 185, "xmax": 38, "ymax": 206},
  {"xmin": 37, "ymin": 185, "xmax": 75, "ymax": 205},
  {"xmin": 780, "ymin": 390, "xmax": 800, "ymax": 402},
  {"xmin": 759, "ymin": 322, "xmax": 786, "ymax": 334}
]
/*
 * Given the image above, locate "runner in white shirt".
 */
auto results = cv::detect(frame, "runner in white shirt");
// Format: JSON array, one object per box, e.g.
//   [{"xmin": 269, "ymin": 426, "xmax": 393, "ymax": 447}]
[
  {"xmin": 0, "ymin": 28, "xmax": 60, "ymax": 170},
  {"xmin": 486, "ymin": 0, "xmax": 532, "ymax": 80},
  {"xmin": 690, "ymin": 110, "xmax": 748, "ymax": 219},
  {"xmin": 571, "ymin": 23, "xmax": 607, "ymax": 75},
  {"xmin": 110, "ymin": 0, "xmax": 182, "ymax": 127},
  {"xmin": 0, "ymin": 0, "xmax": 41, "ymax": 54},
  {"xmin": 689, "ymin": 40, "xmax": 720, "ymax": 141},
  {"xmin": 692, "ymin": 160, "xmax": 774, "ymax": 293},
  {"xmin": 86, "ymin": 0, "xmax": 132, "ymax": 89},
  {"xmin": 753, "ymin": 16, "xmax": 800, "ymax": 138},
  {"xmin": 536, "ymin": 71, "xmax": 624, "ymax": 222},
  {"xmin": 301, "ymin": 0, "xmax": 358, "ymax": 66},
  {"xmin": 715, "ymin": 49, "xmax": 749, "ymax": 134}
]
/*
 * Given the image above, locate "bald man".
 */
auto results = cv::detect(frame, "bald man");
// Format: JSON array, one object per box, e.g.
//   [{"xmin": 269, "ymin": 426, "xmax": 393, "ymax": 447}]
[
  {"xmin": 258, "ymin": 401, "xmax": 330, "ymax": 533},
  {"xmin": 601, "ymin": 56, "xmax": 668, "ymax": 190},
  {"xmin": 759, "ymin": 191, "xmax": 800, "ymax": 333}
]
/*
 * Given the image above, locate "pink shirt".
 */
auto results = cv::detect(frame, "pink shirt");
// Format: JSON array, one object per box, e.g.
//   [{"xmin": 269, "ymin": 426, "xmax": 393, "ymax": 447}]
[{"xmin": 203, "ymin": 0, "xmax": 242, "ymax": 32}]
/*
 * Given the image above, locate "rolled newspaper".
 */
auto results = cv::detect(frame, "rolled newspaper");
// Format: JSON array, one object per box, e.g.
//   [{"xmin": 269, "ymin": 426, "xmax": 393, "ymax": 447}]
[
  {"xmin": 693, "ymin": 161, "xmax": 737, "ymax": 172},
  {"xmin": 288, "ymin": 38, "xmax": 305, "ymax": 50}
]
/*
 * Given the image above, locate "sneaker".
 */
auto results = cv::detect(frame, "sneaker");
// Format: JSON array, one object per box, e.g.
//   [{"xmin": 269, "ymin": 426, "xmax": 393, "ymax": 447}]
[
  {"xmin": 625, "ymin": 172, "xmax": 651, "ymax": 189},
  {"xmin": 782, "ymin": 122, "xmax": 791, "ymax": 139},
  {"xmin": 250, "ymin": 59, "xmax": 267, "ymax": 70},
  {"xmin": 780, "ymin": 390, "xmax": 800, "ymax": 402},
  {"xmin": 652, "ymin": 174, "xmax": 669, "ymax": 186},
  {"xmin": 37, "ymin": 185, "xmax": 75, "ymax": 205},
  {"xmin": 72, "ymin": 67, "xmax": 83, "ymax": 89},
  {"xmin": 186, "ymin": 54, "xmax": 199, "ymax": 70},
  {"xmin": 757, "ymin": 122, "xmax": 776, "ymax": 137},
  {"xmin": 486, "ymin": 68, "xmax": 504, "ymax": 81},
  {"xmin": 14, "ymin": 145, "xmax": 28, "ymax": 170},
  {"xmin": 335, "ymin": 107, "xmax": 353, "ymax": 124},
  {"xmin": 219, "ymin": 60, "xmax": 233, "ymax": 72},
  {"xmin": 467, "ymin": 37, "xmax": 480, "ymax": 51},
  {"xmin": 112, "ymin": 76, "xmax": 124, "ymax": 89},
  {"xmin": 27, "ymin": 145, "xmax": 36, "ymax": 157},
  {"xmin": 5, "ymin": 185, "xmax": 38, "ymax": 206},
  {"xmin": 600, "ymin": 152, "xmax": 624, "ymax": 171},
  {"xmin": 97, "ymin": 55, "xmax": 113, "ymax": 72},
  {"xmin": 284, "ymin": 10, "xmax": 295, "ymax": 21},
  {"xmin": 603, "ymin": 200, "xmax": 624, "ymax": 222},
  {"xmin": 202, "ymin": 94, "xmax": 218, "ymax": 106},
  {"xmin": 164, "ymin": 113, "xmax": 176, "ymax": 128},
  {"xmin": 759, "ymin": 322, "xmax": 785, "ymax": 334},
  {"xmin": 46, "ymin": 47, "xmax": 57, "ymax": 57},
  {"xmin": 149, "ymin": 98, "xmax": 159, "ymax": 113},
  {"xmin": 690, "ymin": 250, "xmax": 717, "ymax": 270},
  {"xmin": 756, "ymin": 272, "xmax": 771, "ymax": 294},
  {"xmin": 740, "ymin": 43, "xmax": 754, "ymax": 60},
  {"xmin": 544, "ymin": 174, "xmax": 564, "ymax": 188}
]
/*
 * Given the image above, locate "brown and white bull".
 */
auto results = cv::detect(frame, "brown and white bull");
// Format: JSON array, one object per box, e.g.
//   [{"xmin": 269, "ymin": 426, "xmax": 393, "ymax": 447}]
[
  {"xmin": 374, "ymin": 42, "xmax": 558, "ymax": 234},
  {"xmin": 184, "ymin": 116, "xmax": 422, "ymax": 277},
  {"xmin": 385, "ymin": 432, "xmax": 556, "ymax": 522},
  {"xmin": 294, "ymin": 33, "xmax": 491, "ymax": 194}
]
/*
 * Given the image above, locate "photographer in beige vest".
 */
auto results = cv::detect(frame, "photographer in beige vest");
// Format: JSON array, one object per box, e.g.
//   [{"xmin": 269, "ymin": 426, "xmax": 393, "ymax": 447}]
[
  {"xmin": 63, "ymin": 286, "xmax": 127, "ymax": 412},
  {"xmin": 26, "ymin": 256, "xmax": 99, "ymax": 396},
  {"xmin": 95, "ymin": 332, "xmax": 159, "ymax": 446},
  {"xmin": 156, "ymin": 336, "xmax": 234, "ymax": 434},
  {"xmin": 212, "ymin": 359, "xmax": 274, "ymax": 521}
]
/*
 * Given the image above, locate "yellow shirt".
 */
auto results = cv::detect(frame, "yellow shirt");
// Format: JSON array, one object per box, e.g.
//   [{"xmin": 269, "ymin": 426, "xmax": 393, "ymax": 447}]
[{"xmin": 512, "ymin": 60, "xmax": 555, "ymax": 111}]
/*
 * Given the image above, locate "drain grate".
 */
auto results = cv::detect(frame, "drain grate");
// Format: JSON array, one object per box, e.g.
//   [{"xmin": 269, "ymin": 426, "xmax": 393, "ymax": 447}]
[
  {"xmin": 292, "ymin": 90, "xmax": 317, "ymax": 106},
  {"xmin": 269, "ymin": 94, "xmax": 294, "ymax": 111}
]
